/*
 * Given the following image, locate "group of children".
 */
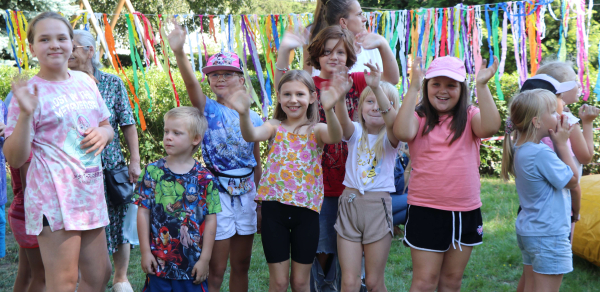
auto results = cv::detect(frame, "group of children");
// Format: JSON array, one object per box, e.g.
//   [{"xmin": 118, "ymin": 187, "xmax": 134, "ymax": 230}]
[{"xmin": 2, "ymin": 9, "xmax": 598, "ymax": 292}]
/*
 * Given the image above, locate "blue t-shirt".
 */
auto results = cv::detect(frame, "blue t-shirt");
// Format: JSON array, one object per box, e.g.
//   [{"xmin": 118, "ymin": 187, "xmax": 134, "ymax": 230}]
[
  {"xmin": 514, "ymin": 142, "xmax": 573, "ymax": 237},
  {"xmin": 201, "ymin": 98, "xmax": 263, "ymax": 191},
  {"xmin": 0, "ymin": 96, "xmax": 7, "ymax": 206}
]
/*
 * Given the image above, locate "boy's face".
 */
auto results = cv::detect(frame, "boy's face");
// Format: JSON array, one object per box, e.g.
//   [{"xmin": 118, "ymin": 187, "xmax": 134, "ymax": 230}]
[{"xmin": 163, "ymin": 117, "xmax": 201, "ymax": 157}]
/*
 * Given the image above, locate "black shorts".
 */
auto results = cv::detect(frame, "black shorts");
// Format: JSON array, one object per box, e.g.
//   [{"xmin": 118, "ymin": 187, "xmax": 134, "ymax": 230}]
[
  {"xmin": 404, "ymin": 205, "xmax": 483, "ymax": 252},
  {"xmin": 261, "ymin": 201, "xmax": 320, "ymax": 264}
]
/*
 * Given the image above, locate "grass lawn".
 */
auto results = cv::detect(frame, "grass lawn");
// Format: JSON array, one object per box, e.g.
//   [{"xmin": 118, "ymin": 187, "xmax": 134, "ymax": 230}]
[{"xmin": 1, "ymin": 177, "xmax": 599, "ymax": 291}]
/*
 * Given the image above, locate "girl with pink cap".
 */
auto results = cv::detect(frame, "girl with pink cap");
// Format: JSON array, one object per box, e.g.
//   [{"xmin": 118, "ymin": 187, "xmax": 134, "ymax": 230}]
[
  {"xmin": 168, "ymin": 22, "xmax": 263, "ymax": 292},
  {"xmin": 393, "ymin": 56, "xmax": 501, "ymax": 292}
]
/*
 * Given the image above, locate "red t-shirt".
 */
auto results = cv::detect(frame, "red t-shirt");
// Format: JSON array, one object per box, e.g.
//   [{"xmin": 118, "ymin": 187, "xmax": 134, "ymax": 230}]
[
  {"xmin": 8, "ymin": 153, "xmax": 33, "ymax": 220},
  {"xmin": 313, "ymin": 72, "xmax": 367, "ymax": 197}
]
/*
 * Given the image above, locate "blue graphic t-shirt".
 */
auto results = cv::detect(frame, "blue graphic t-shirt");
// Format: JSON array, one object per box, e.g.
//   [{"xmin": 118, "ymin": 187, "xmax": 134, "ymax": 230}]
[
  {"xmin": 133, "ymin": 158, "xmax": 222, "ymax": 280},
  {"xmin": 202, "ymin": 98, "xmax": 263, "ymax": 191}
]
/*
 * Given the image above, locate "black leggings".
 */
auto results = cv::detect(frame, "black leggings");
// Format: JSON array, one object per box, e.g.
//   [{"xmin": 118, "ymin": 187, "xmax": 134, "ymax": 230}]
[{"xmin": 260, "ymin": 201, "xmax": 320, "ymax": 264}]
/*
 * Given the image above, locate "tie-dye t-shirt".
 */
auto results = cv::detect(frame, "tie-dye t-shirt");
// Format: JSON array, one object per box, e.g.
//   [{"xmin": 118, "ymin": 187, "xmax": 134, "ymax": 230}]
[{"xmin": 5, "ymin": 71, "xmax": 112, "ymax": 235}]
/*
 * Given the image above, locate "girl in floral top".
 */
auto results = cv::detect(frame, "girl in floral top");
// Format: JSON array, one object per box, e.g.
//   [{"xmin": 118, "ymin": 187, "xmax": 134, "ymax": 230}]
[{"xmin": 230, "ymin": 70, "xmax": 344, "ymax": 291}]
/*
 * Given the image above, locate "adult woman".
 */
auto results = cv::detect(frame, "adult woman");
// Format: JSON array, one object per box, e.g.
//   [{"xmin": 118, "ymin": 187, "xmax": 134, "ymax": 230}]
[{"xmin": 68, "ymin": 29, "xmax": 141, "ymax": 292}]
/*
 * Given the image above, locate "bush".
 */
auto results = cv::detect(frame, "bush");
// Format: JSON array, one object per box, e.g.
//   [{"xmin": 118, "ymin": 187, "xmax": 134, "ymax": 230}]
[{"xmin": 1, "ymin": 64, "xmax": 600, "ymax": 175}]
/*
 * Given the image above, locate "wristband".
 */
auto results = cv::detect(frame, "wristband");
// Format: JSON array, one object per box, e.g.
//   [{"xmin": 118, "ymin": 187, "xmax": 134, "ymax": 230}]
[
  {"xmin": 379, "ymin": 102, "xmax": 394, "ymax": 114},
  {"xmin": 276, "ymin": 65, "xmax": 290, "ymax": 72}
]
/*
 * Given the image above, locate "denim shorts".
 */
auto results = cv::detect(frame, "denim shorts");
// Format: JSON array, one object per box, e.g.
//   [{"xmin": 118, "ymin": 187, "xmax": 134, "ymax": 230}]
[
  {"xmin": 317, "ymin": 196, "xmax": 339, "ymax": 254},
  {"xmin": 517, "ymin": 234, "xmax": 573, "ymax": 275}
]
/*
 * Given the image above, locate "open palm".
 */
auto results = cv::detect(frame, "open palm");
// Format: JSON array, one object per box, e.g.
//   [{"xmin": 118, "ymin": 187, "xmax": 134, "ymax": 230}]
[
  {"xmin": 11, "ymin": 77, "xmax": 39, "ymax": 115},
  {"xmin": 476, "ymin": 57, "xmax": 499, "ymax": 84},
  {"xmin": 167, "ymin": 18, "xmax": 186, "ymax": 53}
]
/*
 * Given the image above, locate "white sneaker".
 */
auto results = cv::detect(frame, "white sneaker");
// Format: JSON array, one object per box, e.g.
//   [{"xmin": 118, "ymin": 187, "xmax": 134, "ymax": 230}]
[{"xmin": 112, "ymin": 282, "xmax": 134, "ymax": 292}]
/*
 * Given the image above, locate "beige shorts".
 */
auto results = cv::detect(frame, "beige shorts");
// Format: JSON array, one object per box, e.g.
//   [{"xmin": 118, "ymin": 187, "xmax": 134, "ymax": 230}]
[{"xmin": 334, "ymin": 188, "xmax": 393, "ymax": 244}]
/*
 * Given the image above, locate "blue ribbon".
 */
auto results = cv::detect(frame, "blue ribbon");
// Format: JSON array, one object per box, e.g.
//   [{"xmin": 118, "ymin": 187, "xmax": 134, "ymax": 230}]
[
  {"xmin": 484, "ymin": 5, "xmax": 494, "ymax": 67},
  {"xmin": 4, "ymin": 10, "xmax": 21, "ymax": 73}
]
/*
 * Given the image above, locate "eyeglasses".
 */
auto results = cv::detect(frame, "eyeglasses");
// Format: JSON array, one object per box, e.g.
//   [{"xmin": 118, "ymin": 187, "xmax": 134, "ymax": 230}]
[
  {"xmin": 208, "ymin": 72, "xmax": 239, "ymax": 81},
  {"xmin": 73, "ymin": 45, "xmax": 90, "ymax": 52}
]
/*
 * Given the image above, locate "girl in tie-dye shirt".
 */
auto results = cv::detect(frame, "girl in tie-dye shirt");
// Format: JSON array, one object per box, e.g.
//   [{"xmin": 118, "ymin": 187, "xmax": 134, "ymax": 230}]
[{"xmin": 4, "ymin": 12, "xmax": 114, "ymax": 292}]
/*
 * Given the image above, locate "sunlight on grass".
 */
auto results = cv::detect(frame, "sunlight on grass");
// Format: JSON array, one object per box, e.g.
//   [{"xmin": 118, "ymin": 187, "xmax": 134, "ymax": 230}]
[{"xmin": 1, "ymin": 177, "xmax": 599, "ymax": 291}]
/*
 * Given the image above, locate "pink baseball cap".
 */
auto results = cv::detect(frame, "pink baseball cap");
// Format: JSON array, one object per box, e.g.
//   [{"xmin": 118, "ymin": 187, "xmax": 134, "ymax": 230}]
[
  {"xmin": 202, "ymin": 52, "xmax": 244, "ymax": 74},
  {"xmin": 425, "ymin": 56, "xmax": 466, "ymax": 82}
]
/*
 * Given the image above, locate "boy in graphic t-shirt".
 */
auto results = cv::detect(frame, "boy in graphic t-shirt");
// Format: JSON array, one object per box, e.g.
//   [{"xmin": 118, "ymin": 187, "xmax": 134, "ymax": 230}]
[{"xmin": 134, "ymin": 106, "xmax": 222, "ymax": 291}]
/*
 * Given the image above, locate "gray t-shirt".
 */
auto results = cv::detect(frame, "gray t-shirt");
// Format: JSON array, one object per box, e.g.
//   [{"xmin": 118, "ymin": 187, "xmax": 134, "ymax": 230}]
[{"xmin": 514, "ymin": 142, "xmax": 573, "ymax": 236}]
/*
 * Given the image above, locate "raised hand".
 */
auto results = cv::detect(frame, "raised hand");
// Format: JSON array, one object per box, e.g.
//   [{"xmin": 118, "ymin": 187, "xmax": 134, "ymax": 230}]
[
  {"xmin": 280, "ymin": 26, "xmax": 308, "ymax": 51},
  {"xmin": 549, "ymin": 114, "xmax": 574, "ymax": 145},
  {"xmin": 321, "ymin": 73, "xmax": 350, "ymax": 111},
  {"xmin": 364, "ymin": 61, "xmax": 381, "ymax": 89},
  {"xmin": 476, "ymin": 56, "xmax": 499, "ymax": 85},
  {"xmin": 229, "ymin": 86, "xmax": 252, "ymax": 115},
  {"xmin": 410, "ymin": 57, "xmax": 424, "ymax": 91},
  {"xmin": 355, "ymin": 32, "xmax": 384, "ymax": 50},
  {"xmin": 579, "ymin": 104, "xmax": 600, "ymax": 124},
  {"xmin": 167, "ymin": 18, "xmax": 187, "ymax": 54},
  {"xmin": 11, "ymin": 76, "xmax": 39, "ymax": 116}
]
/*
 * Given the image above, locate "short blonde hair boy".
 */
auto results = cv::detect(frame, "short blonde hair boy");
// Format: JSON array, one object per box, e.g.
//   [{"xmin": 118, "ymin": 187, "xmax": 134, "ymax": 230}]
[{"xmin": 164, "ymin": 106, "xmax": 207, "ymax": 153}]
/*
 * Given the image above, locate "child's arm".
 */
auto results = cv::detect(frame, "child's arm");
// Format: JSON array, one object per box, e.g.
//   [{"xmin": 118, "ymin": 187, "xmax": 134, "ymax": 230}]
[
  {"xmin": 393, "ymin": 58, "xmax": 423, "ymax": 142},
  {"xmin": 551, "ymin": 114, "xmax": 579, "ymax": 189},
  {"xmin": 137, "ymin": 207, "xmax": 158, "ymax": 275},
  {"xmin": 4, "ymin": 78, "xmax": 38, "ymax": 169},
  {"xmin": 168, "ymin": 20, "xmax": 206, "ymax": 113},
  {"xmin": 571, "ymin": 184, "xmax": 581, "ymax": 223},
  {"xmin": 315, "ymin": 79, "xmax": 344, "ymax": 147},
  {"xmin": 274, "ymin": 29, "xmax": 307, "ymax": 90},
  {"xmin": 365, "ymin": 62, "xmax": 399, "ymax": 147},
  {"xmin": 333, "ymin": 69, "xmax": 355, "ymax": 140},
  {"xmin": 570, "ymin": 104, "xmax": 600, "ymax": 164},
  {"xmin": 229, "ymin": 86, "xmax": 277, "ymax": 142},
  {"xmin": 356, "ymin": 32, "xmax": 400, "ymax": 85},
  {"xmin": 192, "ymin": 213, "xmax": 216, "ymax": 284},
  {"xmin": 472, "ymin": 57, "xmax": 502, "ymax": 138}
]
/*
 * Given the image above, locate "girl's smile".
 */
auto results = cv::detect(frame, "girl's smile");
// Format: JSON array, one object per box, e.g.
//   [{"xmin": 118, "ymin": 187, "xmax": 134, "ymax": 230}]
[
  {"xmin": 278, "ymin": 80, "xmax": 316, "ymax": 121},
  {"xmin": 427, "ymin": 76, "xmax": 461, "ymax": 114}
]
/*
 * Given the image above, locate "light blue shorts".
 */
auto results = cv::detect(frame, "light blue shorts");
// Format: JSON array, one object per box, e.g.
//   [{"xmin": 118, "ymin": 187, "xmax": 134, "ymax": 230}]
[{"xmin": 517, "ymin": 234, "xmax": 573, "ymax": 275}]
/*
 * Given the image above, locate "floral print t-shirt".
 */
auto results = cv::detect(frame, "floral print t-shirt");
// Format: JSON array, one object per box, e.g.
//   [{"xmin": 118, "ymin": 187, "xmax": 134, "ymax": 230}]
[
  {"xmin": 133, "ymin": 158, "xmax": 222, "ymax": 280},
  {"xmin": 5, "ymin": 71, "xmax": 112, "ymax": 235},
  {"xmin": 202, "ymin": 98, "xmax": 263, "ymax": 192},
  {"xmin": 256, "ymin": 124, "xmax": 324, "ymax": 212}
]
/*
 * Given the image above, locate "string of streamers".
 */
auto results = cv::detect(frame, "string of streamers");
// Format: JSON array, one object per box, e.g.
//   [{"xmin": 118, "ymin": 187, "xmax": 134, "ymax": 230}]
[{"xmin": 3, "ymin": 0, "xmax": 599, "ymax": 126}]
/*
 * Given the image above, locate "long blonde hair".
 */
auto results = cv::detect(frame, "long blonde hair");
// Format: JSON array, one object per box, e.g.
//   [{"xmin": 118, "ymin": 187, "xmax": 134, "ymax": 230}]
[
  {"xmin": 501, "ymin": 89, "xmax": 557, "ymax": 181},
  {"xmin": 357, "ymin": 82, "xmax": 400, "ymax": 164}
]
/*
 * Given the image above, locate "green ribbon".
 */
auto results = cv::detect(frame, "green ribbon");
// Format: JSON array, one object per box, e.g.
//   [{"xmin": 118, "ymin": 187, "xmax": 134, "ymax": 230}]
[
  {"xmin": 126, "ymin": 14, "xmax": 153, "ymax": 112},
  {"xmin": 125, "ymin": 14, "xmax": 140, "ymax": 122},
  {"xmin": 491, "ymin": 7, "xmax": 503, "ymax": 100}
]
